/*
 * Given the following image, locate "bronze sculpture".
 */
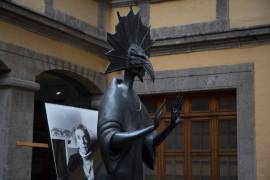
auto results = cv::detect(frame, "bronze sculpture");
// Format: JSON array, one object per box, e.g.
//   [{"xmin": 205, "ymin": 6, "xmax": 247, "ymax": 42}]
[{"xmin": 97, "ymin": 8, "xmax": 183, "ymax": 180}]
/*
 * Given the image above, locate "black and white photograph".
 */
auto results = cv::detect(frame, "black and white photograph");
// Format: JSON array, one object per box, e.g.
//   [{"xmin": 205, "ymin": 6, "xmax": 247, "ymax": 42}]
[{"xmin": 45, "ymin": 103, "xmax": 98, "ymax": 180}]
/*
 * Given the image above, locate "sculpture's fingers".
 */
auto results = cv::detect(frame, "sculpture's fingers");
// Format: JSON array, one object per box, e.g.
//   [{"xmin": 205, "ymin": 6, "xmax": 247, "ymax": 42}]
[
  {"xmin": 175, "ymin": 96, "xmax": 184, "ymax": 112},
  {"xmin": 157, "ymin": 110, "xmax": 162, "ymax": 120},
  {"xmin": 177, "ymin": 96, "xmax": 184, "ymax": 107},
  {"xmin": 155, "ymin": 99, "xmax": 166, "ymax": 116},
  {"xmin": 159, "ymin": 99, "xmax": 166, "ymax": 111},
  {"xmin": 176, "ymin": 119, "xmax": 181, "ymax": 125}
]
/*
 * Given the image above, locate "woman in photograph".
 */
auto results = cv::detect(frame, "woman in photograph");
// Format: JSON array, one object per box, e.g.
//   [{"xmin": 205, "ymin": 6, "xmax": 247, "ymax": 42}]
[{"xmin": 67, "ymin": 124, "xmax": 97, "ymax": 180}]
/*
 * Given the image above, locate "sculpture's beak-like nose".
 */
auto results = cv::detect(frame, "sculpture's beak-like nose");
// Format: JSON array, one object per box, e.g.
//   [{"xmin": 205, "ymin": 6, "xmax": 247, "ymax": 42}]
[
  {"xmin": 144, "ymin": 61, "xmax": 155, "ymax": 82},
  {"xmin": 134, "ymin": 53, "xmax": 155, "ymax": 82}
]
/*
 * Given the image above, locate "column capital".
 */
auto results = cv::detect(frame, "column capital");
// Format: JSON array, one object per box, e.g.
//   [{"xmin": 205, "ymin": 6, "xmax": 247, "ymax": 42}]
[{"xmin": 0, "ymin": 77, "xmax": 40, "ymax": 91}]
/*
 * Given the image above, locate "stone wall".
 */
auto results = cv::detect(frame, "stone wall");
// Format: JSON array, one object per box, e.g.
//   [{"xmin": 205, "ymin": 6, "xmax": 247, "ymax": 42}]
[{"xmin": 0, "ymin": 41, "xmax": 107, "ymax": 180}]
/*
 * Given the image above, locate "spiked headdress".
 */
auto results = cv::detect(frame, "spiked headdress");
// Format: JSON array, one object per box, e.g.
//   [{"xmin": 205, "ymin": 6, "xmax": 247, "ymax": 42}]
[{"xmin": 105, "ymin": 8, "xmax": 154, "ymax": 82}]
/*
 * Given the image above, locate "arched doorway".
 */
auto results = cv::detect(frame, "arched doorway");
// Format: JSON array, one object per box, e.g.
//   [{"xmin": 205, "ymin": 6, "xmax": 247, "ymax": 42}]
[{"xmin": 32, "ymin": 70, "xmax": 103, "ymax": 179}]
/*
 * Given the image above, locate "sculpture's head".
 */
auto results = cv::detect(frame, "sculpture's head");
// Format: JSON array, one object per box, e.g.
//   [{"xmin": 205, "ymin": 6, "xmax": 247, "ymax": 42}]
[{"xmin": 105, "ymin": 8, "xmax": 154, "ymax": 82}]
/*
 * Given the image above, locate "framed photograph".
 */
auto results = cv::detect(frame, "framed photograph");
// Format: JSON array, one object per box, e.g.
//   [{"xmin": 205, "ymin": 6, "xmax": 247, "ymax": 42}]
[{"xmin": 45, "ymin": 103, "xmax": 98, "ymax": 180}]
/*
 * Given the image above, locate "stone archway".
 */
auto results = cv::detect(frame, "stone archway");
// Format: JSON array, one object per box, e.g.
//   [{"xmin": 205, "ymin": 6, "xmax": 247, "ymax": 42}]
[
  {"xmin": 0, "ymin": 42, "xmax": 108, "ymax": 180},
  {"xmin": 35, "ymin": 69, "xmax": 104, "ymax": 107},
  {"xmin": 33, "ymin": 58, "xmax": 107, "ymax": 94},
  {"xmin": 45, "ymin": 69, "xmax": 103, "ymax": 94}
]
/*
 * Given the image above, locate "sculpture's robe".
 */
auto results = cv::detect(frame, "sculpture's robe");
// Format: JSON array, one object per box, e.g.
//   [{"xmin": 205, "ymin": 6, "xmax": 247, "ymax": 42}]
[{"xmin": 96, "ymin": 78, "xmax": 155, "ymax": 180}]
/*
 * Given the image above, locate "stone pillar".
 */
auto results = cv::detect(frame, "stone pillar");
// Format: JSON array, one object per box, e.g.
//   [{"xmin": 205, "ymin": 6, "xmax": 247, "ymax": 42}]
[
  {"xmin": 0, "ymin": 77, "xmax": 39, "ymax": 180},
  {"xmin": 139, "ymin": 0, "xmax": 150, "ymax": 26}
]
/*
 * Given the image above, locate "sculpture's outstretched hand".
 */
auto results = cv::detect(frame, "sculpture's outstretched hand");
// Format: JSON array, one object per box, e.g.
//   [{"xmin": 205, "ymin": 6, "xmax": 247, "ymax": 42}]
[
  {"xmin": 153, "ymin": 96, "xmax": 184, "ymax": 147},
  {"xmin": 169, "ymin": 96, "xmax": 184, "ymax": 128},
  {"xmin": 110, "ymin": 100, "xmax": 166, "ymax": 151},
  {"xmin": 154, "ymin": 99, "xmax": 166, "ymax": 129}
]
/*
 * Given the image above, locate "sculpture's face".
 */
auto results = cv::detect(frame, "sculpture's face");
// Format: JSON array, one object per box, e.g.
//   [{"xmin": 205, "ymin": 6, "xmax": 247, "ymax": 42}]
[
  {"xmin": 128, "ymin": 44, "xmax": 154, "ymax": 82},
  {"xmin": 129, "ymin": 67, "xmax": 146, "ymax": 82},
  {"xmin": 137, "ymin": 67, "xmax": 146, "ymax": 81},
  {"xmin": 128, "ymin": 44, "xmax": 147, "ymax": 63},
  {"xmin": 75, "ymin": 129, "xmax": 90, "ymax": 155}
]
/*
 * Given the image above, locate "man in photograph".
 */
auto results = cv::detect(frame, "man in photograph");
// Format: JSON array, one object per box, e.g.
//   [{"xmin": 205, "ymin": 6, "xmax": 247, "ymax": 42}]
[{"xmin": 66, "ymin": 124, "xmax": 97, "ymax": 180}]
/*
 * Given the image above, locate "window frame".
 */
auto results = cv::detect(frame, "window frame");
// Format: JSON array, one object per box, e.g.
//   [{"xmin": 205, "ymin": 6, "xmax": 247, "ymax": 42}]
[{"xmin": 141, "ymin": 91, "xmax": 237, "ymax": 180}]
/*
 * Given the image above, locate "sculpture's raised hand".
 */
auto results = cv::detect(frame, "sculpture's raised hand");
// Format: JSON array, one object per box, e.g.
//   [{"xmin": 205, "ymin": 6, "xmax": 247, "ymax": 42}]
[
  {"xmin": 169, "ymin": 96, "xmax": 184, "ymax": 128},
  {"xmin": 154, "ymin": 99, "xmax": 166, "ymax": 129},
  {"xmin": 152, "ymin": 96, "xmax": 183, "ymax": 147}
]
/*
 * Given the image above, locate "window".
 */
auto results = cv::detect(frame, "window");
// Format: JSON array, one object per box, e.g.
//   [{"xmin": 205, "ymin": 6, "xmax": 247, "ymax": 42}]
[{"xmin": 141, "ymin": 91, "xmax": 237, "ymax": 180}]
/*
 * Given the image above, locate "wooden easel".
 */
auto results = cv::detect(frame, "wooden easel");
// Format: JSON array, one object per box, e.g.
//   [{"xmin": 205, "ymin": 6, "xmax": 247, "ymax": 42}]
[{"xmin": 16, "ymin": 141, "xmax": 49, "ymax": 148}]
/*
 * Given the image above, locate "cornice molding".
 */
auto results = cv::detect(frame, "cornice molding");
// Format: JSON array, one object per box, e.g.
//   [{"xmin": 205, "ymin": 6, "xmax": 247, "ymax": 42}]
[
  {"xmin": 107, "ymin": 0, "xmax": 162, "ymax": 7},
  {"xmin": 0, "ymin": 77, "xmax": 40, "ymax": 91},
  {"xmin": 0, "ymin": 1, "xmax": 269, "ymax": 58},
  {"xmin": 108, "ymin": 0, "xmax": 135, "ymax": 7},
  {"xmin": 151, "ymin": 25, "xmax": 270, "ymax": 56},
  {"xmin": 0, "ymin": 1, "xmax": 109, "ymax": 57}
]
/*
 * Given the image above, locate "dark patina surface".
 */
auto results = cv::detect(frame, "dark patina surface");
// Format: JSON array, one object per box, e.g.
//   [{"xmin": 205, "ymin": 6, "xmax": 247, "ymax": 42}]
[{"xmin": 97, "ymin": 8, "xmax": 183, "ymax": 180}]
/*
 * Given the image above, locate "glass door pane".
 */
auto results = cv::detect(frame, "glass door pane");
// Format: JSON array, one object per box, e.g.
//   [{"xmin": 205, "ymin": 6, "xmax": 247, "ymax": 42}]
[
  {"xmin": 218, "ymin": 96, "xmax": 236, "ymax": 112},
  {"xmin": 191, "ymin": 97, "xmax": 210, "ymax": 112},
  {"xmin": 219, "ymin": 156, "xmax": 238, "ymax": 180},
  {"xmin": 165, "ymin": 156, "xmax": 184, "ymax": 180},
  {"xmin": 219, "ymin": 119, "xmax": 237, "ymax": 150},
  {"xmin": 192, "ymin": 156, "xmax": 211, "ymax": 180},
  {"xmin": 165, "ymin": 124, "xmax": 184, "ymax": 150},
  {"xmin": 191, "ymin": 121, "xmax": 210, "ymax": 150}
]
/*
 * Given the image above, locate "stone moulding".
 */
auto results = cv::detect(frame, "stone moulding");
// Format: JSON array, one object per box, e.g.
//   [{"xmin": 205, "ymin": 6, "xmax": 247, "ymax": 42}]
[
  {"xmin": 0, "ymin": 1, "xmax": 109, "ymax": 57},
  {"xmin": 1, "ymin": 1, "xmax": 270, "ymax": 57},
  {"xmin": 134, "ymin": 63, "xmax": 256, "ymax": 180},
  {"xmin": 0, "ymin": 41, "xmax": 107, "ymax": 93},
  {"xmin": 0, "ymin": 77, "xmax": 40, "ymax": 91},
  {"xmin": 151, "ymin": 25, "xmax": 270, "ymax": 56}
]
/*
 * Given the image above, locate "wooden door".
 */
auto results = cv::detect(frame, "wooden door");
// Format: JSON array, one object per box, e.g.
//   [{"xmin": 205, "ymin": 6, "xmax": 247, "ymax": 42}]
[{"xmin": 141, "ymin": 91, "xmax": 237, "ymax": 180}]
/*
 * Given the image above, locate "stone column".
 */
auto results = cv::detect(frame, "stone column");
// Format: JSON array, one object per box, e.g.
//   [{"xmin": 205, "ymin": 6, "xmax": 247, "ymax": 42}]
[
  {"xmin": 138, "ymin": 0, "xmax": 150, "ymax": 26},
  {"xmin": 0, "ymin": 77, "xmax": 39, "ymax": 180}
]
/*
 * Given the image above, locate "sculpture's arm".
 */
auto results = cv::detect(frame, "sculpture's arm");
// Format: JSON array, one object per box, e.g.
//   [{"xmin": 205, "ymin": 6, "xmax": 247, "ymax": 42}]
[
  {"xmin": 153, "ymin": 96, "xmax": 183, "ymax": 146},
  {"xmin": 111, "ymin": 125, "xmax": 155, "ymax": 150},
  {"xmin": 153, "ymin": 117, "xmax": 181, "ymax": 146},
  {"xmin": 111, "ymin": 100, "xmax": 165, "ymax": 151},
  {"xmin": 142, "ymin": 98, "xmax": 183, "ymax": 169}
]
